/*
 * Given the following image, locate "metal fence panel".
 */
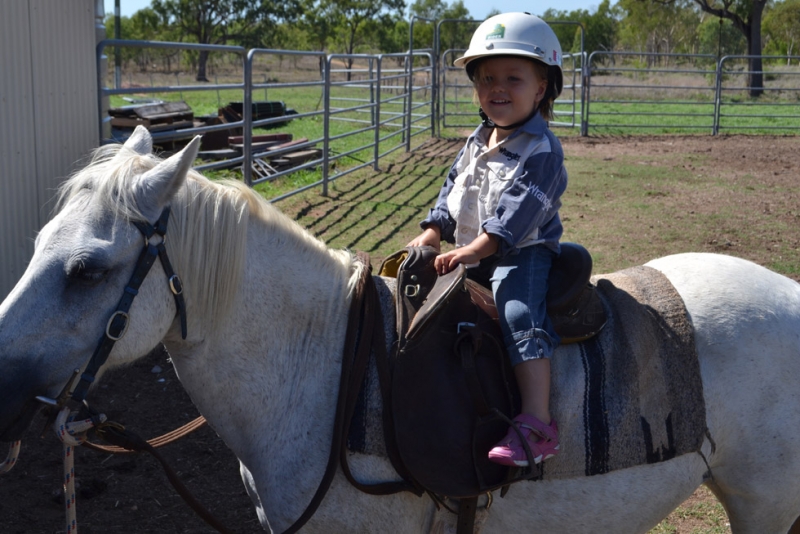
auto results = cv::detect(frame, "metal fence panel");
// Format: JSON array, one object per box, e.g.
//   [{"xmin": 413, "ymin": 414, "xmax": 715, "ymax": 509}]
[
  {"xmin": 585, "ymin": 51, "xmax": 718, "ymax": 134},
  {"xmin": 715, "ymin": 55, "xmax": 800, "ymax": 135}
]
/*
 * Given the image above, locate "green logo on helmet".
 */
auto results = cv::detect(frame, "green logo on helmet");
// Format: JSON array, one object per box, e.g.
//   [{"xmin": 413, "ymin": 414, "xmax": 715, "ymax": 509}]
[{"xmin": 485, "ymin": 23, "xmax": 505, "ymax": 40}]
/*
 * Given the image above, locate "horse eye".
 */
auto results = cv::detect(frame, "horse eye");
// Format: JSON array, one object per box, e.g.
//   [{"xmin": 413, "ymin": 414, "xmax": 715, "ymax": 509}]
[
  {"xmin": 80, "ymin": 269, "xmax": 108, "ymax": 282},
  {"xmin": 67, "ymin": 262, "xmax": 109, "ymax": 284}
]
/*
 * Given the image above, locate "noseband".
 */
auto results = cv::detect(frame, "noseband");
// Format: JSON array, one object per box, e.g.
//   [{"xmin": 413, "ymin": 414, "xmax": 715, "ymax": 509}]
[{"xmin": 68, "ymin": 207, "xmax": 187, "ymax": 404}]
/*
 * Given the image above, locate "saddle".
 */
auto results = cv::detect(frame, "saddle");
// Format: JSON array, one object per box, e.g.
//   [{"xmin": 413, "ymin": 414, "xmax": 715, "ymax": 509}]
[{"xmin": 377, "ymin": 243, "xmax": 607, "ymax": 499}]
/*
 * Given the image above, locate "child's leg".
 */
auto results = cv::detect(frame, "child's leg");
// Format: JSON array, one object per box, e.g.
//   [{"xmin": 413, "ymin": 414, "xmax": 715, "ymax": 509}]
[
  {"xmin": 515, "ymin": 358, "xmax": 551, "ymax": 425},
  {"xmin": 487, "ymin": 244, "xmax": 560, "ymax": 466}
]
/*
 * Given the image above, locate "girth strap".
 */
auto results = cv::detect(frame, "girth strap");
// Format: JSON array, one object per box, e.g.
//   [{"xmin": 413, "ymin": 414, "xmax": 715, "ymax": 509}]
[
  {"xmin": 338, "ymin": 262, "xmax": 422, "ymax": 496},
  {"xmin": 457, "ymin": 496, "xmax": 479, "ymax": 534}
]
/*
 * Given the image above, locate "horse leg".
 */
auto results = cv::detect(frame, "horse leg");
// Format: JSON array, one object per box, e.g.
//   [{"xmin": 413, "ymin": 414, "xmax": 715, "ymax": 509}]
[
  {"xmin": 681, "ymin": 336, "xmax": 800, "ymax": 534},
  {"xmin": 646, "ymin": 254, "xmax": 800, "ymax": 534}
]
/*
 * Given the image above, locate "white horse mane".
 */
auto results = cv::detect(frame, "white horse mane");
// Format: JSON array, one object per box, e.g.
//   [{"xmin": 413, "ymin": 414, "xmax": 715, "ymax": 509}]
[{"xmin": 56, "ymin": 143, "xmax": 360, "ymax": 333}]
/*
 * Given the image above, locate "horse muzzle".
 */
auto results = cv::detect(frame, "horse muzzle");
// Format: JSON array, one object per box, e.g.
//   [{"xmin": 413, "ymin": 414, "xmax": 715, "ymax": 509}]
[{"xmin": 0, "ymin": 399, "xmax": 44, "ymax": 442}]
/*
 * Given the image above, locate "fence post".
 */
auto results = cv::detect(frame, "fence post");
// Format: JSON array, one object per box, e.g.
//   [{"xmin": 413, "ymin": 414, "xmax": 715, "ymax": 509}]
[
  {"xmin": 374, "ymin": 56, "xmax": 383, "ymax": 171},
  {"xmin": 243, "ymin": 50, "xmax": 254, "ymax": 186},
  {"xmin": 581, "ymin": 52, "xmax": 589, "ymax": 136},
  {"xmin": 584, "ymin": 51, "xmax": 596, "ymax": 136},
  {"xmin": 322, "ymin": 55, "xmax": 332, "ymax": 197},
  {"xmin": 713, "ymin": 57, "xmax": 723, "ymax": 136}
]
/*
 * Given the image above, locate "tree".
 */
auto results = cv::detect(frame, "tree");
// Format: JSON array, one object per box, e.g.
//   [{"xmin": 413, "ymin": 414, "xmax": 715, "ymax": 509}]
[
  {"xmin": 543, "ymin": 0, "xmax": 618, "ymax": 57},
  {"xmin": 310, "ymin": 0, "xmax": 406, "ymax": 79},
  {"xmin": 617, "ymin": 0, "xmax": 699, "ymax": 58},
  {"xmin": 151, "ymin": 0, "xmax": 300, "ymax": 81},
  {"xmin": 763, "ymin": 0, "xmax": 800, "ymax": 63},
  {"xmin": 696, "ymin": 14, "xmax": 746, "ymax": 57},
  {"xmin": 408, "ymin": 0, "xmax": 472, "ymax": 54},
  {"xmin": 655, "ymin": 0, "xmax": 769, "ymax": 96}
]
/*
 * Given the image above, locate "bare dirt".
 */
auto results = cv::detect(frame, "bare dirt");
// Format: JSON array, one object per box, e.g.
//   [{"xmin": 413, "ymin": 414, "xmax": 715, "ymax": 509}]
[{"xmin": 1, "ymin": 134, "xmax": 797, "ymax": 533}]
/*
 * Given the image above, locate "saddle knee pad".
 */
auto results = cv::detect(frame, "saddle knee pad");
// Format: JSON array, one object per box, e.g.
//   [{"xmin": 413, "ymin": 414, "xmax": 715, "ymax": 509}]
[{"xmin": 391, "ymin": 270, "xmax": 520, "ymax": 497}]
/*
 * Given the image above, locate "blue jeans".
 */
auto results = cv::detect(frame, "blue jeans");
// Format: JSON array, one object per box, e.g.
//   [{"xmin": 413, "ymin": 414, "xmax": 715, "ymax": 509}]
[{"xmin": 468, "ymin": 244, "xmax": 560, "ymax": 366}]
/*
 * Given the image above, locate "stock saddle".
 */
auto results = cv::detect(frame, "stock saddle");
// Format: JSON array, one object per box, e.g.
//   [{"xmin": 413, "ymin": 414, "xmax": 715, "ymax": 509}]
[{"xmin": 378, "ymin": 243, "xmax": 606, "ymax": 501}]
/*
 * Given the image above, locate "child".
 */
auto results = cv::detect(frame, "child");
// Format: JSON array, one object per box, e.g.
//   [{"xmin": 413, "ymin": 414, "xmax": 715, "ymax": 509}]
[{"xmin": 408, "ymin": 12, "xmax": 566, "ymax": 467}]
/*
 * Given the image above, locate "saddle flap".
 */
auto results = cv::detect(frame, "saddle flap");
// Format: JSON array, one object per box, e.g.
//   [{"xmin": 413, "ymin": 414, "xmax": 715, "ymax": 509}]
[{"xmin": 406, "ymin": 264, "xmax": 466, "ymax": 341}]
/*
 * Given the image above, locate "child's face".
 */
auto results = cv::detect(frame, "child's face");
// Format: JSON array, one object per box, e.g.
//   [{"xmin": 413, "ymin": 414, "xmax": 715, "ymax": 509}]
[{"xmin": 474, "ymin": 56, "xmax": 547, "ymax": 129}]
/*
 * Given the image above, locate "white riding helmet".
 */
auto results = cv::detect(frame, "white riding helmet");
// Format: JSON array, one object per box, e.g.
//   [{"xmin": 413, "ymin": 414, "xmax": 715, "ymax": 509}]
[{"xmin": 454, "ymin": 12, "xmax": 563, "ymax": 96}]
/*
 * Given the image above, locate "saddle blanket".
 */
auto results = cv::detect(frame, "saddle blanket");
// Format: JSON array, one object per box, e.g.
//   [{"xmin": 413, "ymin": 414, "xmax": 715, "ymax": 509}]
[
  {"xmin": 540, "ymin": 265, "xmax": 706, "ymax": 479},
  {"xmin": 347, "ymin": 265, "xmax": 707, "ymax": 482}
]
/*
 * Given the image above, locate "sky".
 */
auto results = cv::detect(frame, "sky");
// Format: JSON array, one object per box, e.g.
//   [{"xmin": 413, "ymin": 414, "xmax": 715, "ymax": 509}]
[{"xmin": 104, "ymin": 0, "xmax": 601, "ymax": 21}]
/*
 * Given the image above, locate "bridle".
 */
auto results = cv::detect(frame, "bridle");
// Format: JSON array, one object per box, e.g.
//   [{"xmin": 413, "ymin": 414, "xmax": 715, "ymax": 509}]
[
  {"xmin": 29, "ymin": 214, "xmax": 399, "ymax": 533},
  {"xmin": 27, "ymin": 205, "xmax": 247, "ymax": 534},
  {"xmin": 67, "ymin": 206, "xmax": 187, "ymax": 405}
]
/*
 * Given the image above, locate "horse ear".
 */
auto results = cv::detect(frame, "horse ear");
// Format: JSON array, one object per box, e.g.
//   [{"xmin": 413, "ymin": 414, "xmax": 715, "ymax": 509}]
[
  {"xmin": 123, "ymin": 125, "xmax": 154, "ymax": 155},
  {"xmin": 134, "ymin": 135, "xmax": 201, "ymax": 222}
]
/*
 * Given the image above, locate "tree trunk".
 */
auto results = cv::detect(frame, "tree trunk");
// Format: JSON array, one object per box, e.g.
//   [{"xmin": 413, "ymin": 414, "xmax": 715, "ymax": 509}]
[
  {"xmin": 747, "ymin": 0, "xmax": 766, "ymax": 97},
  {"xmin": 346, "ymin": 25, "xmax": 358, "ymax": 82},
  {"xmin": 196, "ymin": 50, "xmax": 210, "ymax": 82}
]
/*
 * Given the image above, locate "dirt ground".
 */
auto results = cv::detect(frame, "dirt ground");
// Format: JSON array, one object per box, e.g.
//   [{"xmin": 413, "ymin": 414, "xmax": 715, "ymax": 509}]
[
  {"xmin": 0, "ymin": 134, "xmax": 797, "ymax": 533},
  {"xmin": 560, "ymin": 133, "xmax": 797, "ymax": 185}
]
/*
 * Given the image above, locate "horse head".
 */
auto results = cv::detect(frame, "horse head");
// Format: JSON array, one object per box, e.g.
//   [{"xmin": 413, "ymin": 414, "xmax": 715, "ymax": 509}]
[{"xmin": 0, "ymin": 127, "xmax": 200, "ymax": 441}]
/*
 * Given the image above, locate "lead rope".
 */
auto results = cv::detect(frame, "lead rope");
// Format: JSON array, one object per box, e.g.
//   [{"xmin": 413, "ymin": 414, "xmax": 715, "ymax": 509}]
[
  {"xmin": 53, "ymin": 406, "xmax": 108, "ymax": 534},
  {"xmin": 0, "ymin": 441, "xmax": 20, "ymax": 473}
]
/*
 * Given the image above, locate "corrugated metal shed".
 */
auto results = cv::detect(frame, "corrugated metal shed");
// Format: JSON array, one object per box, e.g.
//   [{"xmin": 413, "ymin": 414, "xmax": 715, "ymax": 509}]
[{"xmin": 0, "ymin": 0, "xmax": 101, "ymax": 299}]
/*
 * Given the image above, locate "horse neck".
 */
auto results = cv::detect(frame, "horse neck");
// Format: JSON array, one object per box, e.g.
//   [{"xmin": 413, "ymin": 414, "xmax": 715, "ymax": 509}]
[{"xmin": 164, "ymin": 217, "xmax": 355, "ymax": 485}]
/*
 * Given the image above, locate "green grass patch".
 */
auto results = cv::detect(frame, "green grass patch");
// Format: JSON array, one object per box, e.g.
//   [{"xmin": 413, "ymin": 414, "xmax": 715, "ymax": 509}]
[{"xmin": 584, "ymin": 100, "xmax": 800, "ymax": 135}]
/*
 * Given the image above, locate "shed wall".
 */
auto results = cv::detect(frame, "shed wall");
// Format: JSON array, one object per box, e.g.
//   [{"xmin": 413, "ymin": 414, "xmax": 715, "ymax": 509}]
[{"xmin": 0, "ymin": 0, "xmax": 100, "ymax": 299}]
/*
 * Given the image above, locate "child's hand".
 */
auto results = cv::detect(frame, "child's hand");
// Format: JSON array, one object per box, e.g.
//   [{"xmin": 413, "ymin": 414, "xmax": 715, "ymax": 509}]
[
  {"xmin": 433, "ymin": 233, "xmax": 498, "ymax": 275},
  {"xmin": 434, "ymin": 248, "xmax": 480, "ymax": 275},
  {"xmin": 407, "ymin": 226, "xmax": 441, "ymax": 250}
]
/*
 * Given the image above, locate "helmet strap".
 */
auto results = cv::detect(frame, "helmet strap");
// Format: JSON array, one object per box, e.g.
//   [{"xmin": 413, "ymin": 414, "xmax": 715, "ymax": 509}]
[
  {"xmin": 478, "ymin": 106, "xmax": 539, "ymax": 132},
  {"xmin": 478, "ymin": 107, "xmax": 495, "ymax": 128}
]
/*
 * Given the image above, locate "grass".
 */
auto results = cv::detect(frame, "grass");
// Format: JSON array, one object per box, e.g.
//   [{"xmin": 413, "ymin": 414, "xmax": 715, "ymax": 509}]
[
  {"xmin": 649, "ymin": 486, "xmax": 730, "ymax": 534},
  {"xmin": 270, "ymin": 134, "xmax": 800, "ymax": 284},
  {"xmin": 582, "ymin": 100, "xmax": 800, "ymax": 134}
]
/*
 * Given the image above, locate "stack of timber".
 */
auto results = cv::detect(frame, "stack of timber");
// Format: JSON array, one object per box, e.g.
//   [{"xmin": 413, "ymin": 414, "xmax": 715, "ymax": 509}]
[
  {"xmin": 238, "ymin": 135, "xmax": 323, "ymax": 179},
  {"xmin": 108, "ymin": 100, "xmax": 318, "ymax": 176},
  {"xmin": 109, "ymin": 101, "xmax": 194, "ymax": 132}
]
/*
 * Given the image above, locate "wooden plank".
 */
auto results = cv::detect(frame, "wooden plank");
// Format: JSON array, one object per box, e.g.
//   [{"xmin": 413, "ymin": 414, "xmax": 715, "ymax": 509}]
[
  {"xmin": 271, "ymin": 149, "xmax": 322, "ymax": 168},
  {"xmin": 135, "ymin": 101, "xmax": 192, "ymax": 119},
  {"xmin": 110, "ymin": 116, "xmax": 150, "ymax": 128},
  {"xmin": 281, "ymin": 149, "xmax": 321, "ymax": 162},
  {"xmin": 227, "ymin": 133, "xmax": 292, "ymax": 145},
  {"xmin": 266, "ymin": 138, "xmax": 309, "ymax": 151},
  {"xmin": 146, "ymin": 120, "xmax": 194, "ymax": 132},
  {"xmin": 229, "ymin": 141, "xmax": 282, "ymax": 152}
]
